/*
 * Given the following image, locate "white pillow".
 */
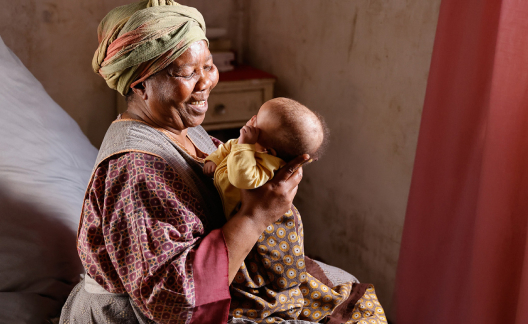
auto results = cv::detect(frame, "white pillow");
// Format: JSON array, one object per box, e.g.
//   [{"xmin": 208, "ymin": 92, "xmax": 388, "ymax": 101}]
[{"xmin": 0, "ymin": 36, "xmax": 98, "ymax": 323}]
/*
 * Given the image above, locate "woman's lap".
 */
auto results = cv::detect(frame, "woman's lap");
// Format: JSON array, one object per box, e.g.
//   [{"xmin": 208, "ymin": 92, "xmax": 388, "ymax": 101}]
[
  {"xmin": 60, "ymin": 264, "xmax": 386, "ymax": 324},
  {"xmin": 59, "ymin": 277, "xmax": 154, "ymax": 324}
]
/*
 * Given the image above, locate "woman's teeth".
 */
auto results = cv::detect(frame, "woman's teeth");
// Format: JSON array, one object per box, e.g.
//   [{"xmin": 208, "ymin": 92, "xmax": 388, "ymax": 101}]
[{"xmin": 190, "ymin": 101, "xmax": 206, "ymax": 106}]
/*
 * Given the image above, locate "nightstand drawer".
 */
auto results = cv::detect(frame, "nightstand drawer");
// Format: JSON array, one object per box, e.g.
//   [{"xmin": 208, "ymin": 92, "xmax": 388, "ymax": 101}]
[{"xmin": 204, "ymin": 89, "xmax": 262, "ymax": 127}]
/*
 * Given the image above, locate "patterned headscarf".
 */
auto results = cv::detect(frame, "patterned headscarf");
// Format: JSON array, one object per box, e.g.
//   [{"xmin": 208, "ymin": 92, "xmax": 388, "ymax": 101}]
[{"xmin": 92, "ymin": 0, "xmax": 207, "ymax": 96}]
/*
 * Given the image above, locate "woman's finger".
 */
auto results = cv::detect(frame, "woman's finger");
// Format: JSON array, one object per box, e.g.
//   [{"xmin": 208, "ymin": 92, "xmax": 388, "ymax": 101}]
[{"xmin": 273, "ymin": 154, "xmax": 310, "ymax": 183}]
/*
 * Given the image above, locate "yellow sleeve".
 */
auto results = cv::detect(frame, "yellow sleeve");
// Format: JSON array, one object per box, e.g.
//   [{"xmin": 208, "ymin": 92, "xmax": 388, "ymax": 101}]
[
  {"xmin": 204, "ymin": 139, "xmax": 237, "ymax": 165},
  {"xmin": 226, "ymin": 144, "xmax": 285, "ymax": 189}
]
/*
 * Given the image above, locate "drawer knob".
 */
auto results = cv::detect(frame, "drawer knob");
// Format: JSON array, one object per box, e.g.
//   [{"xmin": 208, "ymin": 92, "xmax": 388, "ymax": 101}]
[{"xmin": 214, "ymin": 104, "xmax": 226, "ymax": 115}]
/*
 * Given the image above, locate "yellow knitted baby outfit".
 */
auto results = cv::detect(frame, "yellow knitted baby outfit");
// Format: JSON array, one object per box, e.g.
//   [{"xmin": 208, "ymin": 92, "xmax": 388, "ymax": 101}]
[{"xmin": 205, "ymin": 139, "xmax": 286, "ymax": 219}]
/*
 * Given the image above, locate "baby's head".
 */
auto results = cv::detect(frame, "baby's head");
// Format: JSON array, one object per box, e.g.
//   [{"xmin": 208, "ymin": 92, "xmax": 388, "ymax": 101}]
[{"xmin": 254, "ymin": 97, "xmax": 329, "ymax": 162}]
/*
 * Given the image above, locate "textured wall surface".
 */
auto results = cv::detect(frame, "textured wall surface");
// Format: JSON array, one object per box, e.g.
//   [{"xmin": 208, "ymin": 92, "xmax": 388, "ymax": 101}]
[
  {"xmin": 0, "ymin": 0, "xmax": 235, "ymax": 147},
  {"xmin": 1, "ymin": 0, "xmax": 440, "ymax": 321},
  {"xmin": 245, "ymin": 0, "xmax": 441, "ymax": 320},
  {"xmin": 0, "ymin": 0, "xmax": 132, "ymax": 147}
]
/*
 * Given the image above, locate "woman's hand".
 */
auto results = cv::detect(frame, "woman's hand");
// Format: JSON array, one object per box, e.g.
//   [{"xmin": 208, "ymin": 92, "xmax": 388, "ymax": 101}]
[
  {"xmin": 238, "ymin": 154, "xmax": 309, "ymax": 229},
  {"xmin": 222, "ymin": 154, "xmax": 310, "ymax": 283}
]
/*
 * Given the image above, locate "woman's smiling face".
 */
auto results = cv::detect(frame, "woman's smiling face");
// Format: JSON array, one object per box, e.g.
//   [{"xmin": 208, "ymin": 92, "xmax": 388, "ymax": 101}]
[{"xmin": 138, "ymin": 40, "xmax": 219, "ymax": 131}]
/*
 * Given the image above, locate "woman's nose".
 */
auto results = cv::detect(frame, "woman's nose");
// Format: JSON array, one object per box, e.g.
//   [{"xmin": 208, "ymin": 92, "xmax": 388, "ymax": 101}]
[{"xmin": 194, "ymin": 69, "xmax": 212, "ymax": 92}]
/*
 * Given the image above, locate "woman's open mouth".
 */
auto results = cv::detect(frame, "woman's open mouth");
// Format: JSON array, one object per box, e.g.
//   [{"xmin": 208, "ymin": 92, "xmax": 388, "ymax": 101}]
[{"xmin": 187, "ymin": 100, "xmax": 208, "ymax": 114}]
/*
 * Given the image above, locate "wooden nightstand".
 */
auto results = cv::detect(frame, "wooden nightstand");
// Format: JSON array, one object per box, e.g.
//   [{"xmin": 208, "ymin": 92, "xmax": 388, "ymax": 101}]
[
  {"xmin": 116, "ymin": 66, "xmax": 276, "ymax": 131},
  {"xmin": 202, "ymin": 66, "xmax": 276, "ymax": 131}
]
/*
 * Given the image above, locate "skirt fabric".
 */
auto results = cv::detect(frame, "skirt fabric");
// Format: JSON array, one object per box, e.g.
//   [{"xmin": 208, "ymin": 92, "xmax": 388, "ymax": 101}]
[{"xmin": 59, "ymin": 262, "xmax": 387, "ymax": 324}]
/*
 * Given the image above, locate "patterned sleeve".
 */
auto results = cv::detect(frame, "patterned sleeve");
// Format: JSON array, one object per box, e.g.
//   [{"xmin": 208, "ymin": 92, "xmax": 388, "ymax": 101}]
[{"xmin": 78, "ymin": 152, "xmax": 230, "ymax": 324}]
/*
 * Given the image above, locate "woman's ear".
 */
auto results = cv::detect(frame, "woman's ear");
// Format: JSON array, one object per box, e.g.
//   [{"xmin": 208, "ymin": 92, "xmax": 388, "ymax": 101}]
[{"xmin": 131, "ymin": 82, "xmax": 148, "ymax": 100}]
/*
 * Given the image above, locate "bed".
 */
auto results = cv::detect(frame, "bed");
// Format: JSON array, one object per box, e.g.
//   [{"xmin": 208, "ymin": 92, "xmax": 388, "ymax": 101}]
[{"xmin": 0, "ymin": 36, "xmax": 98, "ymax": 323}]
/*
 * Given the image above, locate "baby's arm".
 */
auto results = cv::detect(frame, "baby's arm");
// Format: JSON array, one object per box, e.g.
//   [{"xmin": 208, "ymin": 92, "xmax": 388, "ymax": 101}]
[
  {"xmin": 203, "ymin": 161, "xmax": 217, "ymax": 177},
  {"xmin": 204, "ymin": 139, "xmax": 236, "ymax": 177},
  {"xmin": 226, "ymin": 145, "xmax": 283, "ymax": 189}
]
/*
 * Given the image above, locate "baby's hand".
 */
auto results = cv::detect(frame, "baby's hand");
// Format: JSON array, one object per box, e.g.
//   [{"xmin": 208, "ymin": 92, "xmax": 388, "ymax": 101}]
[
  {"xmin": 239, "ymin": 121, "xmax": 259, "ymax": 144},
  {"xmin": 203, "ymin": 161, "xmax": 217, "ymax": 177},
  {"xmin": 247, "ymin": 115, "xmax": 257, "ymax": 127}
]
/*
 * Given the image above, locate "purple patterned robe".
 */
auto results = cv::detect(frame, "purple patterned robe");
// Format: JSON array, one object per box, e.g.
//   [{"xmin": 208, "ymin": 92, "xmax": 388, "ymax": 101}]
[{"xmin": 78, "ymin": 151, "xmax": 230, "ymax": 323}]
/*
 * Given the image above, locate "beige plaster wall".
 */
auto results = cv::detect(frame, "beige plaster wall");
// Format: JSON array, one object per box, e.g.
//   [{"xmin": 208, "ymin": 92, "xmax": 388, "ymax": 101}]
[
  {"xmin": 0, "ymin": 0, "xmax": 132, "ymax": 147},
  {"xmin": 245, "ymin": 0, "xmax": 441, "ymax": 320},
  {"xmin": 1, "ymin": 0, "xmax": 440, "ymax": 321},
  {"xmin": 0, "ymin": 0, "xmax": 235, "ymax": 148}
]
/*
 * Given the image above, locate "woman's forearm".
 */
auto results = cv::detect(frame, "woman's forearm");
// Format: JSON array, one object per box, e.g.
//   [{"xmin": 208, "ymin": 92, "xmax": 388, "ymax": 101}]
[
  {"xmin": 222, "ymin": 212, "xmax": 267, "ymax": 284},
  {"xmin": 221, "ymin": 154, "xmax": 308, "ymax": 284}
]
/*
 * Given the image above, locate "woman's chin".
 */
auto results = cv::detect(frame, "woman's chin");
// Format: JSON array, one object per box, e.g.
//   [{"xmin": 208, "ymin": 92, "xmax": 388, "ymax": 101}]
[
  {"xmin": 185, "ymin": 114, "xmax": 207, "ymax": 128},
  {"xmin": 186, "ymin": 101, "xmax": 209, "ymax": 115}
]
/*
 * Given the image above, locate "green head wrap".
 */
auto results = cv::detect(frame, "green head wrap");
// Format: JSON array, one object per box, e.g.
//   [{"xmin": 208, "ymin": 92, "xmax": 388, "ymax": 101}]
[{"xmin": 92, "ymin": 0, "xmax": 208, "ymax": 96}]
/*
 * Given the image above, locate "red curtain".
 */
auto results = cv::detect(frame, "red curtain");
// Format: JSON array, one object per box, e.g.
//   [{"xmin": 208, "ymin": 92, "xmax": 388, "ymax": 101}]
[{"xmin": 395, "ymin": 0, "xmax": 528, "ymax": 323}]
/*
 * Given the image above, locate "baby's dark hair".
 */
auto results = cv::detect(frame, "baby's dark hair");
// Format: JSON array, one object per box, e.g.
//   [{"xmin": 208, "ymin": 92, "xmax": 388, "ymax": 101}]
[{"xmin": 263, "ymin": 98, "xmax": 329, "ymax": 162}]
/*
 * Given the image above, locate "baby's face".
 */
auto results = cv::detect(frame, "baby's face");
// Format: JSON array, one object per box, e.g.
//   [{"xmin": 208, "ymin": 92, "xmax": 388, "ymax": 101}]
[{"xmin": 251, "ymin": 102, "xmax": 280, "ymax": 155}]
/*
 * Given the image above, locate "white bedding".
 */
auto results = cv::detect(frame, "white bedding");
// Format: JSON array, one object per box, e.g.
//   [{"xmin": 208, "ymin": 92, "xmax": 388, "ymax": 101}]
[{"xmin": 0, "ymin": 36, "xmax": 98, "ymax": 323}]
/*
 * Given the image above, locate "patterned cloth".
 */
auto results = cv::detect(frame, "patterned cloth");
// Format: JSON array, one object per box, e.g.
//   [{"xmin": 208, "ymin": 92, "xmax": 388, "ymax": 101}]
[
  {"xmin": 227, "ymin": 285, "xmax": 387, "ymax": 324},
  {"xmin": 67, "ymin": 120, "xmax": 387, "ymax": 323},
  {"xmin": 345, "ymin": 286, "xmax": 388, "ymax": 324},
  {"xmin": 93, "ymin": 0, "xmax": 208, "ymax": 95},
  {"xmin": 230, "ymin": 208, "xmax": 357, "ymax": 323},
  {"xmin": 73, "ymin": 120, "xmax": 230, "ymax": 324},
  {"xmin": 79, "ymin": 152, "xmax": 201, "ymax": 318}
]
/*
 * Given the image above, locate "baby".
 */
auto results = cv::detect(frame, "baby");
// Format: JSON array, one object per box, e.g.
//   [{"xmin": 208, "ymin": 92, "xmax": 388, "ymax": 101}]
[
  {"xmin": 204, "ymin": 98, "xmax": 348, "ymax": 323},
  {"xmin": 204, "ymin": 97, "xmax": 327, "ymax": 219}
]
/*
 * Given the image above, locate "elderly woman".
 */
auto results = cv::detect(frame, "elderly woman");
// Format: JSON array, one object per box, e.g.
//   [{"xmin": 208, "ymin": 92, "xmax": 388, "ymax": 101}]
[{"xmin": 60, "ymin": 1, "xmax": 387, "ymax": 324}]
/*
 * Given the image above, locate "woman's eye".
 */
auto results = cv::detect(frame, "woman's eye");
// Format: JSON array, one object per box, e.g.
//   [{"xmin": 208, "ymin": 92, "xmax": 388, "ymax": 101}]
[
  {"xmin": 204, "ymin": 65, "xmax": 212, "ymax": 71},
  {"xmin": 181, "ymin": 73, "xmax": 194, "ymax": 79},
  {"xmin": 172, "ymin": 72, "xmax": 194, "ymax": 79}
]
